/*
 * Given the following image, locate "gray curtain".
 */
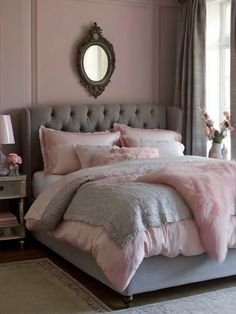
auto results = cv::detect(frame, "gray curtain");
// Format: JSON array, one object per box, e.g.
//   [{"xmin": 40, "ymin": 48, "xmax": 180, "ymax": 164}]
[
  {"xmin": 175, "ymin": 0, "xmax": 206, "ymax": 156},
  {"xmin": 231, "ymin": 0, "xmax": 236, "ymax": 160}
]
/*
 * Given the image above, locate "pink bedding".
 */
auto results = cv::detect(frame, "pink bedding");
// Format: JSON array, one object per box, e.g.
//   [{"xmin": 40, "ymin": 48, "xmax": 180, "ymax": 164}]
[{"xmin": 25, "ymin": 156, "xmax": 236, "ymax": 292}]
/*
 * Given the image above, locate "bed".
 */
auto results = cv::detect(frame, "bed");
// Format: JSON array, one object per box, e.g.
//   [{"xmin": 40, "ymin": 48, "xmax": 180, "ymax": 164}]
[{"xmin": 20, "ymin": 103, "xmax": 236, "ymax": 304}]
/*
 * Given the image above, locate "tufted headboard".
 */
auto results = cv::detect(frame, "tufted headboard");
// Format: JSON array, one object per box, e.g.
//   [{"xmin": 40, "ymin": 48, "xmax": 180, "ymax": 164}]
[{"xmin": 21, "ymin": 103, "xmax": 182, "ymax": 201}]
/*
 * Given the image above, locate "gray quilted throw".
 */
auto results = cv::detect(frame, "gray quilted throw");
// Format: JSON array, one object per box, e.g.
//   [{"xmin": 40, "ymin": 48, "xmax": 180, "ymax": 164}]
[{"xmin": 64, "ymin": 181, "xmax": 192, "ymax": 247}]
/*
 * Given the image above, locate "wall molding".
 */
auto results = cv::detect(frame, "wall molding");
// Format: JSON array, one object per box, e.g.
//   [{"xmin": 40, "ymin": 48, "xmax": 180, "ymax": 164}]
[
  {"xmin": 0, "ymin": 0, "xmax": 4, "ymax": 112},
  {"xmin": 153, "ymin": 0, "xmax": 179, "ymax": 104},
  {"xmin": 0, "ymin": 0, "xmax": 31, "ymax": 112},
  {"xmin": 31, "ymin": 0, "xmax": 37, "ymax": 106},
  {"xmin": 22, "ymin": 0, "xmax": 32, "ymax": 109},
  {"xmin": 65, "ymin": 0, "xmax": 152, "ymax": 8}
]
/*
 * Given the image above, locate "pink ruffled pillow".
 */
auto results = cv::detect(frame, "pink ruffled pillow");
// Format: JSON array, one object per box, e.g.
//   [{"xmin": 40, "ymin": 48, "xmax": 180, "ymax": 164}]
[
  {"xmin": 39, "ymin": 126, "xmax": 120, "ymax": 175},
  {"xmin": 89, "ymin": 147, "xmax": 159, "ymax": 168},
  {"xmin": 113, "ymin": 123, "xmax": 182, "ymax": 146}
]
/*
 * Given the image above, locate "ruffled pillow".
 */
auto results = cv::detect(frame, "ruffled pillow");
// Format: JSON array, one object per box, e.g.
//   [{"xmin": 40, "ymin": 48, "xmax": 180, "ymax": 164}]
[{"xmin": 89, "ymin": 147, "xmax": 159, "ymax": 168}]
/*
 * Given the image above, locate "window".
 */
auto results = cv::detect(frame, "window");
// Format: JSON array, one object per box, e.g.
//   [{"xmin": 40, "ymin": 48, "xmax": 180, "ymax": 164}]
[{"xmin": 206, "ymin": 0, "xmax": 231, "ymax": 157}]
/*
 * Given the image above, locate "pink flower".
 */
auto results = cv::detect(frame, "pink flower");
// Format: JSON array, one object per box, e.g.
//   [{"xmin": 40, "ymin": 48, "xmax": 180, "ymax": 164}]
[
  {"xmin": 206, "ymin": 119, "xmax": 214, "ymax": 127},
  {"xmin": 5, "ymin": 153, "xmax": 22, "ymax": 165},
  {"xmin": 199, "ymin": 107, "xmax": 234, "ymax": 143},
  {"xmin": 223, "ymin": 111, "xmax": 230, "ymax": 120}
]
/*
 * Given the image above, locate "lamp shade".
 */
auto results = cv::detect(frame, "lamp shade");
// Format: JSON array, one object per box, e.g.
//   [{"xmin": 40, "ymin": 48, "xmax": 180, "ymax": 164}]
[{"xmin": 0, "ymin": 115, "xmax": 15, "ymax": 144}]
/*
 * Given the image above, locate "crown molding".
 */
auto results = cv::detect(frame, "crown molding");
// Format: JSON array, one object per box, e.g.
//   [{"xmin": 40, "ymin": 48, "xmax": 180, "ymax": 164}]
[{"xmin": 64, "ymin": 0, "xmax": 152, "ymax": 9}]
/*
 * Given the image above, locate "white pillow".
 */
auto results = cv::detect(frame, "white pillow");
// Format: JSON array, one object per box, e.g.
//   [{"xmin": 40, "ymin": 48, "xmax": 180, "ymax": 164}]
[{"xmin": 122, "ymin": 136, "xmax": 185, "ymax": 157}]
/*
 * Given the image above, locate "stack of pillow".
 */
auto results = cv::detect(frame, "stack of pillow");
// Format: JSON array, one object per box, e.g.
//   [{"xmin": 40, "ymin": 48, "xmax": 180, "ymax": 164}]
[{"xmin": 39, "ymin": 123, "xmax": 184, "ymax": 175}]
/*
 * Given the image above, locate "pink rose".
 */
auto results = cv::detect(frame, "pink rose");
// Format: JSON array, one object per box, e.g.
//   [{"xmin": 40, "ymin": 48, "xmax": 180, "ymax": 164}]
[{"xmin": 5, "ymin": 153, "xmax": 22, "ymax": 165}]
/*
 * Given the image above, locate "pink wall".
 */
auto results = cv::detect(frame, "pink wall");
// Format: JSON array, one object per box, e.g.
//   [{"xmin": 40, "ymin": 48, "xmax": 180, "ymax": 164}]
[
  {"xmin": 36, "ymin": 0, "xmax": 154, "ymax": 104},
  {"xmin": 0, "ymin": 0, "xmax": 179, "ymax": 155}
]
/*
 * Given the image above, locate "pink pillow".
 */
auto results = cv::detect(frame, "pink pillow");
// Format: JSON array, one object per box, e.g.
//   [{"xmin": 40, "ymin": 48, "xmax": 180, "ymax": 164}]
[
  {"xmin": 39, "ymin": 126, "xmax": 120, "ymax": 175},
  {"xmin": 113, "ymin": 123, "xmax": 182, "ymax": 145},
  {"xmin": 74, "ymin": 144, "xmax": 115, "ymax": 169},
  {"xmin": 89, "ymin": 147, "xmax": 159, "ymax": 167}
]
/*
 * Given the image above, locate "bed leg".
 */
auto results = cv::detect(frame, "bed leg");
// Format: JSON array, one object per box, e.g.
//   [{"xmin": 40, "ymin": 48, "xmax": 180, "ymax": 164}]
[{"xmin": 122, "ymin": 295, "xmax": 133, "ymax": 307}]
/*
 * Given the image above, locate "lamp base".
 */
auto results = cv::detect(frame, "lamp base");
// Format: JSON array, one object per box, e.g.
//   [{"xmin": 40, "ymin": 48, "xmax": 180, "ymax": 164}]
[
  {"xmin": 0, "ymin": 150, "xmax": 9, "ymax": 176},
  {"xmin": 0, "ymin": 165, "xmax": 9, "ymax": 176},
  {"xmin": 0, "ymin": 150, "xmax": 5, "ymax": 164}
]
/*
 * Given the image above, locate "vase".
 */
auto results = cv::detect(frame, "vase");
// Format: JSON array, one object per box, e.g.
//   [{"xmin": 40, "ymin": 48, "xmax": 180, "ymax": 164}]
[
  {"xmin": 9, "ymin": 164, "xmax": 19, "ymax": 176},
  {"xmin": 208, "ymin": 142, "xmax": 222, "ymax": 159}
]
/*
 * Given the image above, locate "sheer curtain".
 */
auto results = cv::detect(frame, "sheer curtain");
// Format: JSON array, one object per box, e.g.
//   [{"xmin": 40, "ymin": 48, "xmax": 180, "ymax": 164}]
[
  {"xmin": 175, "ymin": 0, "xmax": 206, "ymax": 156},
  {"xmin": 231, "ymin": 0, "xmax": 236, "ymax": 160}
]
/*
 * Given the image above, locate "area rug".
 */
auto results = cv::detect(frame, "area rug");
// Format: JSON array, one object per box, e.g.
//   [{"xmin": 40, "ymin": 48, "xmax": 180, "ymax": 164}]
[
  {"xmin": 0, "ymin": 258, "xmax": 110, "ymax": 314},
  {"xmin": 117, "ymin": 286, "xmax": 236, "ymax": 314}
]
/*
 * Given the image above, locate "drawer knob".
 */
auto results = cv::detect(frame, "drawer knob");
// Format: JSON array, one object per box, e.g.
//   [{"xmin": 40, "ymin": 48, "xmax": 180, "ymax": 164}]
[{"xmin": 0, "ymin": 186, "xmax": 4, "ymax": 191}]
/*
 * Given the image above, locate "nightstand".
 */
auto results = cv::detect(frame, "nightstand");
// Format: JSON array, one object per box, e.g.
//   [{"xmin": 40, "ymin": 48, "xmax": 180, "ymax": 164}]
[{"xmin": 0, "ymin": 175, "xmax": 27, "ymax": 248}]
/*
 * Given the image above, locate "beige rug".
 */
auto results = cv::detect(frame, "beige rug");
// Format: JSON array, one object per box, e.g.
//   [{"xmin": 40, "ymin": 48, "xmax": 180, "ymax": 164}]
[
  {"xmin": 117, "ymin": 286, "xmax": 236, "ymax": 314},
  {"xmin": 0, "ymin": 258, "xmax": 111, "ymax": 314}
]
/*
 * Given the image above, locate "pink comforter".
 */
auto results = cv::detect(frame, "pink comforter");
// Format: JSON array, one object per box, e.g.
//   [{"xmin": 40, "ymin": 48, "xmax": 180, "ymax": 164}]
[{"xmin": 25, "ymin": 157, "xmax": 236, "ymax": 292}]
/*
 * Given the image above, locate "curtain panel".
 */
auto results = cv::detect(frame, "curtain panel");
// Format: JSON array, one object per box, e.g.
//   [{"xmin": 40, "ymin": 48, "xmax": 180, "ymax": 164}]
[
  {"xmin": 231, "ymin": 0, "xmax": 236, "ymax": 160},
  {"xmin": 175, "ymin": 0, "xmax": 206, "ymax": 156}
]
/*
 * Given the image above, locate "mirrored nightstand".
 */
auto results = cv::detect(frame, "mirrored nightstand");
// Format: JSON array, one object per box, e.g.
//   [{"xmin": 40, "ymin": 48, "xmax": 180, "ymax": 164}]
[{"xmin": 0, "ymin": 175, "xmax": 27, "ymax": 248}]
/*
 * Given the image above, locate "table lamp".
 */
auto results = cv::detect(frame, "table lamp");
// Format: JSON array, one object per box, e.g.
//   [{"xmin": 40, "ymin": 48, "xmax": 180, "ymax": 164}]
[{"xmin": 0, "ymin": 115, "xmax": 15, "ymax": 176}]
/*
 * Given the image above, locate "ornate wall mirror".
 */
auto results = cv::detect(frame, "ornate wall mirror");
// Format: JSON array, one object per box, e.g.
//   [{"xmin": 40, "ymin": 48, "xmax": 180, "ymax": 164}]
[{"xmin": 77, "ymin": 22, "xmax": 116, "ymax": 98}]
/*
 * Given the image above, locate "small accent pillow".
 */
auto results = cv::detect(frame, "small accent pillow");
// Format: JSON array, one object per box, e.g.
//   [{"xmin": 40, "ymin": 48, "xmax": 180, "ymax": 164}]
[
  {"xmin": 74, "ymin": 145, "xmax": 115, "ymax": 169},
  {"xmin": 122, "ymin": 136, "xmax": 185, "ymax": 157},
  {"xmin": 39, "ymin": 126, "xmax": 120, "ymax": 175},
  {"xmin": 113, "ymin": 123, "xmax": 182, "ymax": 145},
  {"xmin": 88, "ymin": 147, "xmax": 160, "ymax": 168}
]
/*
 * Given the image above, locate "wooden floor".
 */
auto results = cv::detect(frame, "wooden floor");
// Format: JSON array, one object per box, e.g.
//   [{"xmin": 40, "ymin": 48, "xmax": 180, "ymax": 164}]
[{"xmin": 1, "ymin": 237, "xmax": 236, "ymax": 311}]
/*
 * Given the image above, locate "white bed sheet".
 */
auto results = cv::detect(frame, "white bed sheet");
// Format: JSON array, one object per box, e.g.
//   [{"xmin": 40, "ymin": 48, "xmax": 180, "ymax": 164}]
[{"xmin": 32, "ymin": 171, "xmax": 62, "ymax": 198}]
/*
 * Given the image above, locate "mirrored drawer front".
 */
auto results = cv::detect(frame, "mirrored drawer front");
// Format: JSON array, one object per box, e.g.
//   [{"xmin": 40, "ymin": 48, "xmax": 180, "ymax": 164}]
[
  {"xmin": 0, "ymin": 180, "xmax": 26, "ymax": 199},
  {"xmin": 0, "ymin": 224, "xmax": 22, "ymax": 240}
]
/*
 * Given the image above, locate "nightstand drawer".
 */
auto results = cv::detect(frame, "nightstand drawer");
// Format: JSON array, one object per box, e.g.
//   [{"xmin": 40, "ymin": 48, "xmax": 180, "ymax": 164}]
[{"xmin": 0, "ymin": 180, "xmax": 26, "ymax": 199}]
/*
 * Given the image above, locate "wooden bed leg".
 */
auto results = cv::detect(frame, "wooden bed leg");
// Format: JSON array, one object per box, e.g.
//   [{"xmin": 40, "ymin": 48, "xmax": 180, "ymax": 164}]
[{"xmin": 122, "ymin": 295, "xmax": 133, "ymax": 307}]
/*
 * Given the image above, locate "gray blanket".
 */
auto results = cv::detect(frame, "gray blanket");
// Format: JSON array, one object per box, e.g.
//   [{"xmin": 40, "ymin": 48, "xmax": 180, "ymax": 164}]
[
  {"xmin": 64, "ymin": 181, "xmax": 192, "ymax": 246},
  {"xmin": 39, "ymin": 156, "xmax": 215, "ymax": 247}
]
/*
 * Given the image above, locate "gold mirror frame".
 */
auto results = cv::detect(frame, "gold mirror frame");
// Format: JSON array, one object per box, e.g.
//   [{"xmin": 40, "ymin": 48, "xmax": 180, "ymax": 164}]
[{"xmin": 77, "ymin": 22, "xmax": 116, "ymax": 98}]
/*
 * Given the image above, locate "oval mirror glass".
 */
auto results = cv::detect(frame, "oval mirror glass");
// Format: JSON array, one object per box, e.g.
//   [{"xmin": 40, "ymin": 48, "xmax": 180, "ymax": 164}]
[{"xmin": 83, "ymin": 45, "xmax": 108, "ymax": 82}]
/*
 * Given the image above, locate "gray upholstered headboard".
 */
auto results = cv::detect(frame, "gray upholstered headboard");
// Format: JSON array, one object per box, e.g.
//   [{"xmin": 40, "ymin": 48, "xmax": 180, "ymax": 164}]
[{"xmin": 21, "ymin": 103, "xmax": 183, "ymax": 202}]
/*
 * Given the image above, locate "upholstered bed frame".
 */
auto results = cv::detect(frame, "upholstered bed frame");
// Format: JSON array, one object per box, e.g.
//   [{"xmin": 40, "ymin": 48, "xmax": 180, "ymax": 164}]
[{"xmin": 21, "ymin": 103, "xmax": 236, "ymax": 303}]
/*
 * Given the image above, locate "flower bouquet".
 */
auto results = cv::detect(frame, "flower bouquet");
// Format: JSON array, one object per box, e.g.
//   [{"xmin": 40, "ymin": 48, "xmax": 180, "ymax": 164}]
[
  {"xmin": 5, "ymin": 153, "xmax": 22, "ymax": 176},
  {"xmin": 200, "ymin": 108, "xmax": 234, "ymax": 159},
  {"xmin": 200, "ymin": 108, "xmax": 234, "ymax": 144}
]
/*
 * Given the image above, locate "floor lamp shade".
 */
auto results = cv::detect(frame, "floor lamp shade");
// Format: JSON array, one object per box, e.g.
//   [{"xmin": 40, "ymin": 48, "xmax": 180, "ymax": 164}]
[{"xmin": 0, "ymin": 115, "xmax": 15, "ymax": 144}]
